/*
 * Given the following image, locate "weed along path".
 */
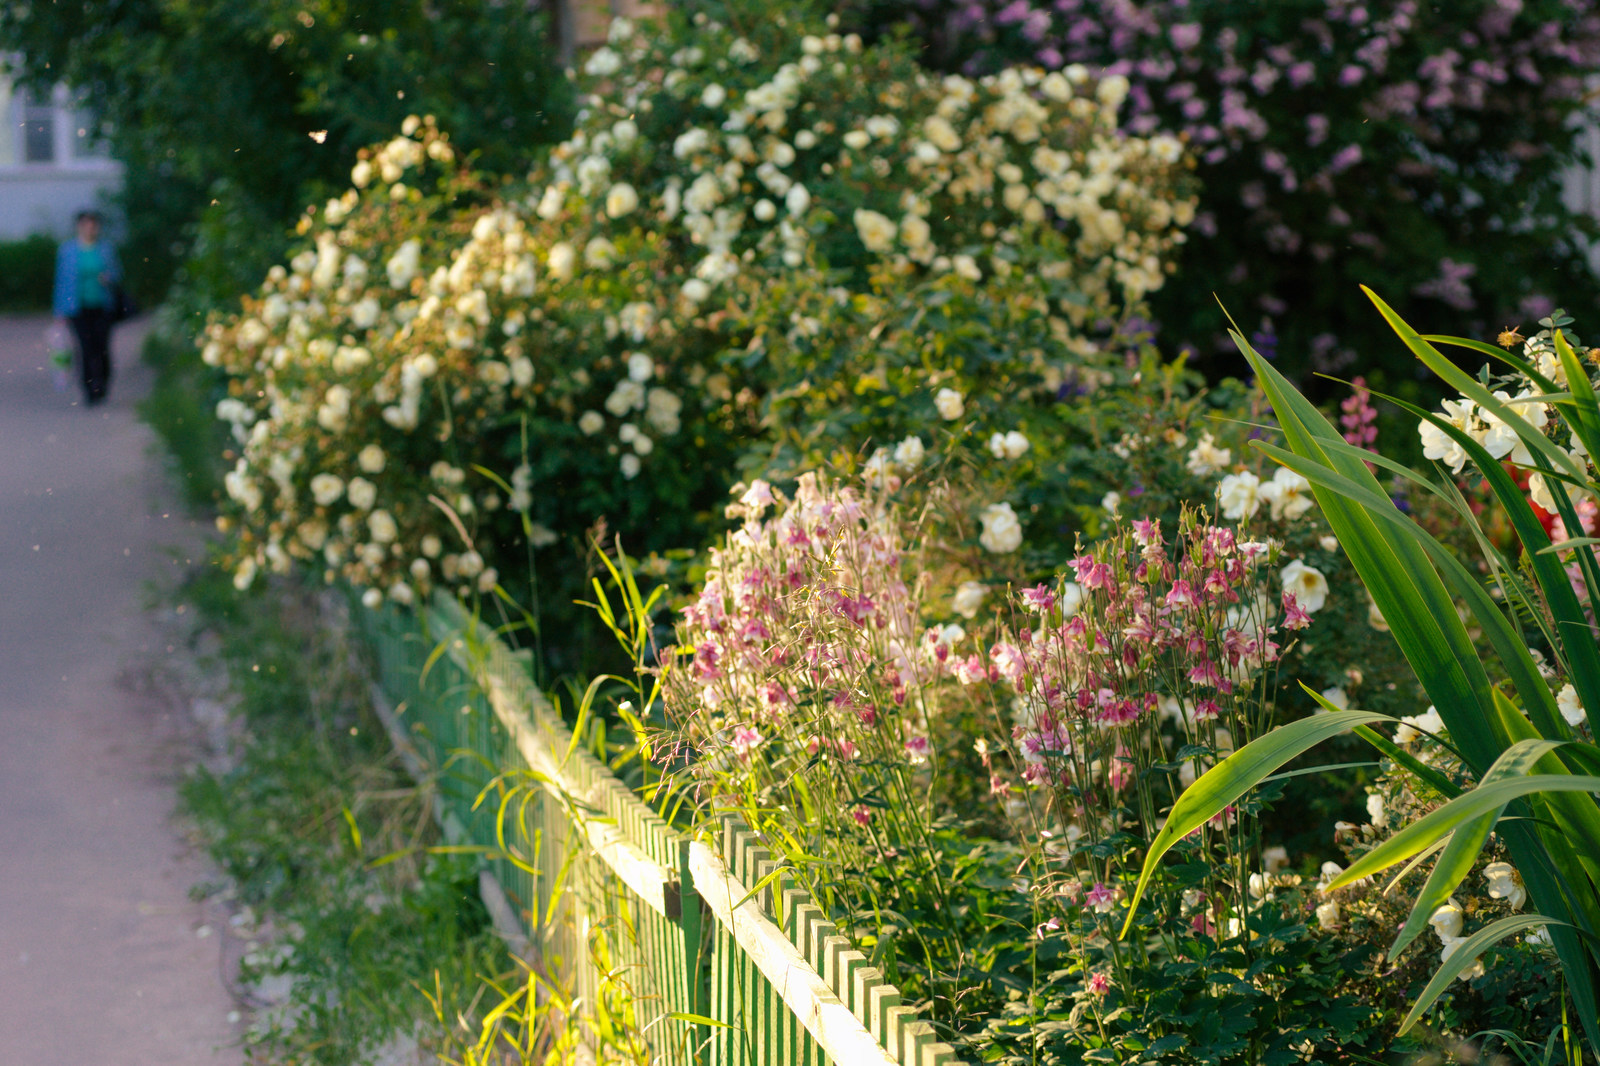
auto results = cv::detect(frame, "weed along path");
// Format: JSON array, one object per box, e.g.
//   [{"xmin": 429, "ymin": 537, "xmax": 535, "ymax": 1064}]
[{"xmin": 0, "ymin": 315, "xmax": 241, "ymax": 1063}]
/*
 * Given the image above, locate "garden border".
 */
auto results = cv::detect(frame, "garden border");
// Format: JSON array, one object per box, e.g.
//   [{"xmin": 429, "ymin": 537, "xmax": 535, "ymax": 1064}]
[{"xmin": 357, "ymin": 593, "xmax": 962, "ymax": 1066}]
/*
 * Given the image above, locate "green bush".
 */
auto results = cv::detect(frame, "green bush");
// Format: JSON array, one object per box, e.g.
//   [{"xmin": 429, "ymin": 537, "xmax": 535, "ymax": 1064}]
[
  {"xmin": 0, "ymin": 234, "xmax": 55, "ymax": 312},
  {"xmin": 199, "ymin": 3, "xmax": 1197, "ymax": 673}
]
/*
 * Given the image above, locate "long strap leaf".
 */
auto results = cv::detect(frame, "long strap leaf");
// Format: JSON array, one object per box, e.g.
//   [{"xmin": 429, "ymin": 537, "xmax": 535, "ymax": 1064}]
[
  {"xmin": 1237, "ymin": 331, "xmax": 1506, "ymax": 773},
  {"xmin": 1384, "ymin": 739, "xmax": 1566, "ymax": 962},
  {"xmin": 1397, "ymin": 915, "xmax": 1568, "ymax": 1036},
  {"xmin": 1118, "ymin": 710, "xmax": 1392, "ymax": 938},
  {"xmin": 1325, "ymin": 765, "xmax": 1597, "ymax": 892}
]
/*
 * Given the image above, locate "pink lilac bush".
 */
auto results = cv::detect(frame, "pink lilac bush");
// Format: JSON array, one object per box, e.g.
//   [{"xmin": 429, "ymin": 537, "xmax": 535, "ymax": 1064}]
[{"xmin": 861, "ymin": 0, "xmax": 1600, "ymax": 386}]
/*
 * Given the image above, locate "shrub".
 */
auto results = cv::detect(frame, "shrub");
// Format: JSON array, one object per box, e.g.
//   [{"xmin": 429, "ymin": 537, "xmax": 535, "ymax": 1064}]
[
  {"xmin": 201, "ymin": 1, "xmax": 1197, "ymax": 669},
  {"xmin": 0, "ymin": 234, "xmax": 55, "ymax": 312},
  {"xmin": 853, "ymin": 0, "xmax": 1600, "ymax": 397}
]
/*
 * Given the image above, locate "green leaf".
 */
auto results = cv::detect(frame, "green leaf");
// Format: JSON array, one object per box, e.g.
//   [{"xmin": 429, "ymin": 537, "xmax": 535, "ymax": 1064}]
[
  {"xmin": 1351, "ymin": 725, "xmax": 1461, "ymax": 799},
  {"xmin": 1398, "ymin": 915, "xmax": 1567, "ymax": 1035},
  {"xmin": 1365, "ymin": 288, "xmax": 1584, "ymax": 483},
  {"xmin": 1235, "ymin": 328, "xmax": 1504, "ymax": 774},
  {"xmin": 1327, "ymin": 759, "xmax": 1594, "ymax": 893},
  {"xmin": 1120, "ymin": 710, "xmax": 1392, "ymax": 938},
  {"xmin": 1385, "ymin": 739, "xmax": 1564, "ymax": 961}
]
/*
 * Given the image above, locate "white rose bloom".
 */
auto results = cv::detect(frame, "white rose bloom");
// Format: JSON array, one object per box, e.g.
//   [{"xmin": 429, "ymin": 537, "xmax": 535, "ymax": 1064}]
[
  {"xmin": 347, "ymin": 476, "xmax": 378, "ymax": 511},
  {"xmin": 952, "ymin": 580, "xmax": 987, "ymax": 619},
  {"xmin": 1280, "ymin": 559, "xmax": 1329, "ymax": 613},
  {"xmin": 1190, "ymin": 435, "xmax": 1235, "ymax": 473},
  {"xmin": 979, "ymin": 502, "xmax": 1023, "ymax": 554},
  {"xmin": 536, "ymin": 185, "xmax": 565, "ymax": 220},
  {"xmin": 1315, "ymin": 900, "xmax": 1341, "ymax": 931},
  {"xmin": 456, "ymin": 550, "xmax": 485, "ymax": 578},
  {"xmin": 544, "ymin": 241, "xmax": 575, "ymax": 282},
  {"xmin": 1394, "ymin": 706, "xmax": 1443, "ymax": 744},
  {"xmin": 951, "ymin": 254, "xmax": 982, "ymax": 281},
  {"xmin": 785, "ymin": 183, "xmax": 811, "ymax": 216},
  {"xmin": 420, "ymin": 535, "xmax": 442, "ymax": 558},
  {"xmin": 701, "ymin": 83, "xmax": 727, "ymax": 109},
  {"xmin": 584, "ymin": 46, "xmax": 621, "ymax": 76},
  {"xmin": 894, "ymin": 435, "xmax": 926, "ymax": 469},
  {"xmin": 681, "ymin": 278, "xmax": 712, "ymax": 304},
  {"xmin": 1259, "ymin": 466, "xmax": 1314, "ymax": 521},
  {"xmin": 1367, "ymin": 791, "xmax": 1388, "ymax": 829},
  {"xmin": 1429, "ymin": 900, "xmax": 1464, "ymax": 942},
  {"xmin": 409, "ymin": 557, "xmax": 431, "ymax": 583},
  {"xmin": 388, "ymin": 581, "xmax": 414, "ymax": 606},
  {"xmin": 233, "ymin": 557, "xmax": 258, "ymax": 592},
  {"xmin": 368, "ymin": 509, "xmax": 398, "ymax": 544},
  {"xmin": 853, "ymin": 208, "xmax": 897, "ymax": 252},
  {"xmin": 1320, "ymin": 686, "xmax": 1349, "ymax": 710},
  {"xmin": 934, "ymin": 388, "xmax": 964, "ymax": 421},
  {"xmin": 1557, "ymin": 683, "xmax": 1587, "ymax": 728},
  {"xmin": 1217, "ymin": 470, "xmax": 1262, "ymax": 521},
  {"xmin": 627, "ymin": 352, "xmax": 655, "ymax": 382},
  {"xmin": 1483, "ymin": 862, "xmax": 1527, "ymax": 910},
  {"xmin": 358, "ymin": 444, "xmax": 387, "ymax": 474},
  {"xmin": 361, "ymin": 587, "xmax": 384, "ymax": 610},
  {"xmin": 620, "ymin": 453, "xmax": 642, "ymax": 479},
  {"xmin": 605, "ymin": 182, "xmax": 640, "ymax": 219},
  {"xmin": 753, "ymin": 198, "xmax": 776, "ymax": 222},
  {"xmin": 310, "ymin": 473, "xmax": 345, "ymax": 507},
  {"xmin": 585, "ymin": 237, "xmax": 616, "ymax": 269}
]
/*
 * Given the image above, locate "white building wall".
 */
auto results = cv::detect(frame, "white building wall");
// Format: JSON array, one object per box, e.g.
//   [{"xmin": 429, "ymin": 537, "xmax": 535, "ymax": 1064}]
[{"xmin": 0, "ymin": 75, "xmax": 123, "ymax": 241}]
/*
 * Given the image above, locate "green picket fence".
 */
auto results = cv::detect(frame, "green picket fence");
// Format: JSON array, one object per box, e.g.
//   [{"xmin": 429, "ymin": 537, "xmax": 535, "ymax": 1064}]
[{"xmin": 357, "ymin": 594, "xmax": 962, "ymax": 1066}]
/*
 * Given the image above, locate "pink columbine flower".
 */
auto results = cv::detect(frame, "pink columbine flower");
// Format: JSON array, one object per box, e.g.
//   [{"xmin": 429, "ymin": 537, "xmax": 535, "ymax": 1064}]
[
  {"xmin": 1021, "ymin": 584, "xmax": 1057, "ymax": 612},
  {"xmin": 1281, "ymin": 591, "xmax": 1312, "ymax": 630},
  {"xmin": 1188, "ymin": 659, "xmax": 1224, "ymax": 688},
  {"xmin": 1165, "ymin": 579, "xmax": 1199, "ymax": 608},
  {"xmin": 1132, "ymin": 516, "xmax": 1163, "ymax": 547},
  {"xmin": 1035, "ymin": 915, "xmax": 1062, "ymax": 939},
  {"xmin": 1086, "ymin": 882, "xmax": 1117, "ymax": 913},
  {"xmin": 851, "ymin": 806, "xmax": 872, "ymax": 827},
  {"xmin": 904, "ymin": 735, "xmax": 930, "ymax": 764}
]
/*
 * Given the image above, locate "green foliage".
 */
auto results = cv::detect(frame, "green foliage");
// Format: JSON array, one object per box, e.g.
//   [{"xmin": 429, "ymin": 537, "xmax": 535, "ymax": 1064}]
[
  {"xmin": 138, "ymin": 324, "xmax": 227, "ymax": 509},
  {"xmin": 0, "ymin": 0, "xmax": 572, "ymax": 310},
  {"xmin": 847, "ymin": 0, "xmax": 1600, "ymax": 410},
  {"xmin": 1146, "ymin": 296, "xmax": 1600, "ymax": 1052},
  {"xmin": 177, "ymin": 568, "xmax": 500, "ymax": 1062},
  {"xmin": 0, "ymin": 234, "xmax": 54, "ymax": 312}
]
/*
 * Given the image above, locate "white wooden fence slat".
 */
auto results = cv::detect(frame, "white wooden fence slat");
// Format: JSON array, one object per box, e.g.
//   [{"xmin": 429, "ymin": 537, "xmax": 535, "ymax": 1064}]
[
  {"xmin": 688, "ymin": 841, "xmax": 901, "ymax": 1066},
  {"xmin": 441, "ymin": 625, "xmax": 677, "ymax": 918}
]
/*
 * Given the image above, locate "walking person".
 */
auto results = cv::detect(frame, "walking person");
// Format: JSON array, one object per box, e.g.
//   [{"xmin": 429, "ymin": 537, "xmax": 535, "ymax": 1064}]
[{"xmin": 52, "ymin": 210, "xmax": 123, "ymax": 406}]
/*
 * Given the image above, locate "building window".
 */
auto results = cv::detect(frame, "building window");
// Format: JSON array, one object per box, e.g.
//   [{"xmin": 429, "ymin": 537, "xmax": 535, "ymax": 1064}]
[{"xmin": 22, "ymin": 89, "xmax": 54, "ymax": 163}]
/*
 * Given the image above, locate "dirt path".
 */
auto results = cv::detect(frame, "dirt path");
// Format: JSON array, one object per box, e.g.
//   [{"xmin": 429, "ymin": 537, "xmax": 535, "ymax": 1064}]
[{"xmin": 0, "ymin": 314, "xmax": 242, "ymax": 1063}]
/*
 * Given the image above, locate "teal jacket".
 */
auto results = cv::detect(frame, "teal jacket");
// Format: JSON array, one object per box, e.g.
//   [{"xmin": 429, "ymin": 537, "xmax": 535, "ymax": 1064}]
[{"xmin": 53, "ymin": 239, "xmax": 122, "ymax": 318}]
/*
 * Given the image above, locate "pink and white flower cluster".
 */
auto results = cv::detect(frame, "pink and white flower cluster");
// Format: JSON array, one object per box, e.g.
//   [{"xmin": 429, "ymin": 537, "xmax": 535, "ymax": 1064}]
[
  {"xmin": 988, "ymin": 514, "xmax": 1310, "ymax": 803},
  {"xmin": 666, "ymin": 474, "xmax": 975, "ymax": 809}
]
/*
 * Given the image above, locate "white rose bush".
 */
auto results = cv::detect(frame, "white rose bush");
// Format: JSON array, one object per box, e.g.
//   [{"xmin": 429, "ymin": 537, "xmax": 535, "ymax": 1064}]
[{"xmin": 201, "ymin": 1, "xmax": 1198, "ymax": 653}]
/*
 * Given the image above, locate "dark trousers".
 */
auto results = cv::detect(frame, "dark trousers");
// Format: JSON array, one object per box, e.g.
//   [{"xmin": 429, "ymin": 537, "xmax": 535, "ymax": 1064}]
[{"xmin": 70, "ymin": 306, "xmax": 113, "ymax": 403}]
